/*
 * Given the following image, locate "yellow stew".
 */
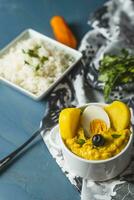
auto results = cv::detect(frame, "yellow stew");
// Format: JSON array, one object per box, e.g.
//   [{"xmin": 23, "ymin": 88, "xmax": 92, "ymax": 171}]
[{"xmin": 65, "ymin": 127, "xmax": 131, "ymax": 160}]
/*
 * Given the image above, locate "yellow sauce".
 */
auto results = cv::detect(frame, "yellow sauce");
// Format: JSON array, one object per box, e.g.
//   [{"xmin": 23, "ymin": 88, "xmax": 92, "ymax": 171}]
[{"xmin": 65, "ymin": 127, "xmax": 131, "ymax": 160}]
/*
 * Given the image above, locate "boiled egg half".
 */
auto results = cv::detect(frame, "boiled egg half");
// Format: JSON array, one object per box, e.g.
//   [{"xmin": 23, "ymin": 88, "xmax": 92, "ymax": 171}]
[{"xmin": 81, "ymin": 105, "xmax": 110, "ymax": 137}]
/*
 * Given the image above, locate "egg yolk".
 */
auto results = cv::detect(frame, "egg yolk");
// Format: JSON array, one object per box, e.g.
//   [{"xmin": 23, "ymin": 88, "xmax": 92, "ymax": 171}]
[{"xmin": 90, "ymin": 119, "xmax": 108, "ymax": 135}]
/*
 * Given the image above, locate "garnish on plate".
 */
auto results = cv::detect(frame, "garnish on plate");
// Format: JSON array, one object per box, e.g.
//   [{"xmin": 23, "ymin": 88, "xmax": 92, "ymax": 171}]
[
  {"xmin": 111, "ymin": 134, "xmax": 121, "ymax": 138},
  {"xmin": 22, "ymin": 45, "xmax": 48, "ymax": 73},
  {"xmin": 77, "ymin": 138, "xmax": 85, "ymax": 146},
  {"xmin": 92, "ymin": 134, "xmax": 105, "ymax": 147}
]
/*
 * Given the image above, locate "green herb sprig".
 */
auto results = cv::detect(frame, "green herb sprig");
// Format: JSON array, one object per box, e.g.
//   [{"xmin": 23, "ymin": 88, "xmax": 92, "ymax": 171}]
[
  {"xmin": 111, "ymin": 134, "xmax": 121, "ymax": 138},
  {"xmin": 77, "ymin": 139, "xmax": 85, "ymax": 146},
  {"xmin": 98, "ymin": 49, "xmax": 134, "ymax": 101}
]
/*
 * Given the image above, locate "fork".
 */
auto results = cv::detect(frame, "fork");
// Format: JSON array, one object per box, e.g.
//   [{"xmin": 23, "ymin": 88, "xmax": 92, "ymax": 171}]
[{"xmin": 0, "ymin": 106, "xmax": 60, "ymax": 171}]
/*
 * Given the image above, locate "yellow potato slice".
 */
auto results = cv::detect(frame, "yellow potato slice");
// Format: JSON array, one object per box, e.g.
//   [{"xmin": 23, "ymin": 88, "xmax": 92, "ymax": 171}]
[
  {"xmin": 59, "ymin": 108, "xmax": 81, "ymax": 139},
  {"xmin": 104, "ymin": 101, "xmax": 131, "ymax": 131}
]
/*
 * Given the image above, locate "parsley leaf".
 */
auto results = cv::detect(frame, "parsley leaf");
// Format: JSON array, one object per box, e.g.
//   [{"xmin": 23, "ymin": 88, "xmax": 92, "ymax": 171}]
[
  {"xmin": 111, "ymin": 134, "xmax": 121, "ymax": 138},
  {"xmin": 98, "ymin": 49, "xmax": 134, "ymax": 101},
  {"xmin": 77, "ymin": 139, "xmax": 85, "ymax": 146}
]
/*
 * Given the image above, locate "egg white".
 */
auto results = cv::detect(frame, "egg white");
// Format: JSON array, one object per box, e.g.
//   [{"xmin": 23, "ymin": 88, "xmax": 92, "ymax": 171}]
[{"xmin": 81, "ymin": 105, "xmax": 110, "ymax": 137}]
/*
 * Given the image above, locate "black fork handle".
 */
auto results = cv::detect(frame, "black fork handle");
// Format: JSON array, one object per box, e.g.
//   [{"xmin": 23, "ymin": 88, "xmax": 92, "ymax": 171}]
[{"xmin": 0, "ymin": 129, "xmax": 42, "ymax": 171}]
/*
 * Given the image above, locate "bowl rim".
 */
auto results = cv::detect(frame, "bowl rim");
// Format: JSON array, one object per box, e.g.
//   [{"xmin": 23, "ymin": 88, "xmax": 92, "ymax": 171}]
[{"xmin": 59, "ymin": 102, "xmax": 133, "ymax": 164}]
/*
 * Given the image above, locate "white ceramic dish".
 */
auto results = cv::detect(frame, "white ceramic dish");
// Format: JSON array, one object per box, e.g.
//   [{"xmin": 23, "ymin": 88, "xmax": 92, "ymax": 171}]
[
  {"xmin": 0, "ymin": 29, "xmax": 82, "ymax": 100},
  {"xmin": 49, "ymin": 103, "xmax": 133, "ymax": 181}
]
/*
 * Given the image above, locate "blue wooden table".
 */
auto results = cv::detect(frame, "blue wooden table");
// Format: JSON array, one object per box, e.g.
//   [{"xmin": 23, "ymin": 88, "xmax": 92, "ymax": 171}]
[{"xmin": 0, "ymin": 0, "xmax": 106, "ymax": 199}]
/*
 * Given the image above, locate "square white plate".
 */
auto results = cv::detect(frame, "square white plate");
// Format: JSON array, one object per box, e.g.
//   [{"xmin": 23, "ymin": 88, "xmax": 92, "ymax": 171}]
[{"xmin": 0, "ymin": 29, "xmax": 82, "ymax": 100}]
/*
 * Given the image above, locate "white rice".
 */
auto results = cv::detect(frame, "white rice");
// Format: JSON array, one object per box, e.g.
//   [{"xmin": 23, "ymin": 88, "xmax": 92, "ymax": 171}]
[{"xmin": 0, "ymin": 37, "xmax": 74, "ymax": 96}]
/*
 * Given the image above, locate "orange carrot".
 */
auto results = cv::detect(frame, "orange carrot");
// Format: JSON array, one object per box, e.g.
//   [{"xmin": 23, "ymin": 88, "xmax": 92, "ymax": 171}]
[{"xmin": 50, "ymin": 16, "xmax": 77, "ymax": 49}]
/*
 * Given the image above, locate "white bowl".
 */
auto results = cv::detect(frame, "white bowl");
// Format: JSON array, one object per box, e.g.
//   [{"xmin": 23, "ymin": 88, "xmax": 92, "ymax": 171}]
[
  {"xmin": 0, "ymin": 29, "xmax": 82, "ymax": 100},
  {"xmin": 50, "ymin": 103, "xmax": 133, "ymax": 181}
]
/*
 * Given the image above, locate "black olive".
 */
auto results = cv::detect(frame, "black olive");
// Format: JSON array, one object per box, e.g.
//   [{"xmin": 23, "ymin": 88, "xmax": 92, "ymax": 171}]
[{"xmin": 92, "ymin": 134, "xmax": 105, "ymax": 147}]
